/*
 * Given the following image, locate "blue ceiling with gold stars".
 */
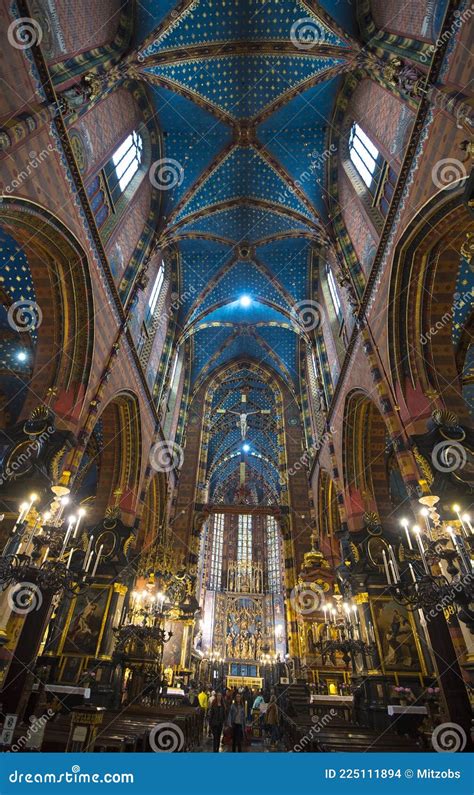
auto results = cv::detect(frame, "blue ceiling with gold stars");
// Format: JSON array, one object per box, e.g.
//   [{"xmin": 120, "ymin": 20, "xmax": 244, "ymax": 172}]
[
  {"xmin": 135, "ymin": 0, "xmax": 357, "ymax": 500},
  {"xmin": 0, "ymin": 229, "xmax": 36, "ymax": 423}
]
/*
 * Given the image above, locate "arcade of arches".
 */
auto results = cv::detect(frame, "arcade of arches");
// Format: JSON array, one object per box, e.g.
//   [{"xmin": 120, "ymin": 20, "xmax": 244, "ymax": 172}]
[{"xmin": 0, "ymin": 0, "xmax": 472, "ymax": 754}]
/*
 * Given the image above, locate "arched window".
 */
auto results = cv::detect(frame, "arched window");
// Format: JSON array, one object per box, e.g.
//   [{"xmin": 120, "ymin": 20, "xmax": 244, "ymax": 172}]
[
  {"xmin": 106, "ymin": 132, "xmax": 143, "ymax": 202},
  {"xmin": 265, "ymin": 516, "xmax": 281, "ymax": 594},
  {"xmin": 326, "ymin": 263, "xmax": 342, "ymax": 319},
  {"xmin": 237, "ymin": 514, "xmax": 252, "ymax": 563},
  {"xmin": 87, "ymin": 129, "xmax": 146, "ymax": 234},
  {"xmin": 146, "ymin": 260, "xmax": 164, "ymax": 324},
  {"xmin": 345, "ymin": 121, "xmax": 396, "ymax": 222},
  {"xmin": 209, "ymin": 513, "xmax": 224, "ymax": 590},
  {"xmin": 349, "ymin": 123, "xmax": 383, "ymax": 199}
]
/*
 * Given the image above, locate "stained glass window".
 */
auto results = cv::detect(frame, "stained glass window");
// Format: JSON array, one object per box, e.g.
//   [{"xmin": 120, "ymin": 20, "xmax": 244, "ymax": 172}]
[
  {"xmin": 209, "ymin": 513, "xmax": 224, "ymax": 590},
  {"xmin": 265, "ymin": 516, "xmax": 281, "ymax": 593},
  {"xmin": 237, "ymin": 514, "xmax": 252, "ymax": 563}
]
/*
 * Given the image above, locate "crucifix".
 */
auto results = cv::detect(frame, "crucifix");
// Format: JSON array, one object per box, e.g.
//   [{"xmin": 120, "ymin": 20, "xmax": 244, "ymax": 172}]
[{"xmin": 216, "ymin": 391, "xmax": 270, "ymax": 440}]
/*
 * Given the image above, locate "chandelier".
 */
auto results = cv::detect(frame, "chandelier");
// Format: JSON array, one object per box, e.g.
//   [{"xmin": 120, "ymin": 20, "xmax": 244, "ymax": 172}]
[
  {"xmin": 319, "ymin": 589, "xmax": 375, "ymax": 668},
  {"xmin": 381, "ymin": 497, "xmax": 474, "ymax": 628},
  {"xmin": 114, "ymin": 581, "xmax": 173, "ymax": 654},
  {"xmin": 0, "ymin": 488, "xmax": 97, "ymax": 597}
]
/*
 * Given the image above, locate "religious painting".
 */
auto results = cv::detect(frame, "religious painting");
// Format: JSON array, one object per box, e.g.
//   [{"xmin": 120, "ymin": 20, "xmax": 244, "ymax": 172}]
[
  {"xmin": 59, "ymin": 656, "xmax": 83, "ymax": 684},
  {"xmin": 371, "ymin": 598, "xmax": 422, "ymax": 673},
  {"xmin": 162, "ymin": 621, "xmax": 184, "ymax": 669},
  {"xmin": 62, "ymin": 587, "xmax": 110, "ymax": 657}
]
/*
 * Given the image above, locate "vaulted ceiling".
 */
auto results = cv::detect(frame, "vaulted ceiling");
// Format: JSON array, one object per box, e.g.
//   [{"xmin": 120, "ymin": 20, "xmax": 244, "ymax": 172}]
[{"xmin": 133, "ymin": 0, "xmax": 359, "ymax": 501}]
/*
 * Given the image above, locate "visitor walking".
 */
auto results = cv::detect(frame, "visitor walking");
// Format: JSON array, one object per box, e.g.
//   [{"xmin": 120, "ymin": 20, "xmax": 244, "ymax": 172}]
[
  {"xmin": 265, "ymin": 694, "xmax": 279, "ymax": 747},
  {"xmin": 208, "ymin": 692, "xmax": 226, "ymax": 752},
  {"xmin": 228, "ymin": 692, "xmax": 246, "ymax": 752}
]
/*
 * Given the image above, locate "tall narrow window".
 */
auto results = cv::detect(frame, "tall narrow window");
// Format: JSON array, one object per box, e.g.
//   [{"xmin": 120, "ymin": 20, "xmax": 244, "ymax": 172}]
[
  {"xmin": 237, "ymin": 514, "xmax": 252, "ymax": 564},
  {"xmin": 265, "ymin": 516, "xmax": 281, "ymax": 593},
  {"xmin": 349, "ymin": 123, "xmax": 383, "ymax": 198},
  {"xmin": 326, "ymin": 264, "xmax": 342, "ymax": 319},
  {"xmin": 146, "ymin": 261, "xmax": 164, "ymax": 323},
  {"xmin": 209, "ymin": 513, "xmax": 224, "ymax": 590},
  {"xmin": 105, "ymin": 131, "xmax": 143, "ymax": 205}
]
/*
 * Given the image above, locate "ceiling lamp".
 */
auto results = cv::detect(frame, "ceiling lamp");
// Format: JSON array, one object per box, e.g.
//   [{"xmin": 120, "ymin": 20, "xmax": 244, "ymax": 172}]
[{"xmin": 239, "ymin": 295, "xmax": 251, "ymax": 308}]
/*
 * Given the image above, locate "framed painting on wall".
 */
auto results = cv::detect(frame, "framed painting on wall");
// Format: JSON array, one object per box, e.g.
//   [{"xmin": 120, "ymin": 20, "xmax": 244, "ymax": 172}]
[
  {"xmin": 61, "ymin": 587, "xmax": 111, "ymax": 658},
  {"xmin": 370, "ymin": 597, "xmax": 426, "ymax": 674}
]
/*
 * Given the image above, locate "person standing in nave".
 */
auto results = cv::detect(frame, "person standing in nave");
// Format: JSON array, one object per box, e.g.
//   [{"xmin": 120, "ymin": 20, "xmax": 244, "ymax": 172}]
[
  {"xmin": 228, "ymin": 691, "xmax": 246, "ymax": 752},
  {"xmin": 208, "ymin": 691, "xmax": 226, "ymax": 752}
]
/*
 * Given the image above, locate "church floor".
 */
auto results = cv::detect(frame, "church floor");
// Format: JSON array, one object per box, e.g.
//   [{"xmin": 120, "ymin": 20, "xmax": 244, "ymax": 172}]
[{"xmin": 193, "ymin": 734, "xmax": 285, "ymax": 753}]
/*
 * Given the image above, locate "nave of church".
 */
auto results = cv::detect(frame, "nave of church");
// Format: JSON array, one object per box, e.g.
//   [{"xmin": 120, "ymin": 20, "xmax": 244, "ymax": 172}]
[{"xmin": 0, "ymin": 0, "xmax": 472, "ymax": 759}]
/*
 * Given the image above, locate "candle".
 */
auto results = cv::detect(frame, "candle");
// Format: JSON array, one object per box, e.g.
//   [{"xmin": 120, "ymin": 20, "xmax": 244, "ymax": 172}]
[
  {"xmin": 461, "ymin": 514, "xmax": 474, "ymax": 535},
  {"xmin": 66, "ymin": 548, "xmax": 74, "ymax": 569},
  {"xmin": 73, "ymin": 508, "xmax": 86, "ymax": 539},
  {"xmin": 84, "ymin": 550, "xmax": 94, "ymax": 574},
  {"xmin": 83, "ymin": 535, "xmax": 94, "ymax": 572},
  {"xmin": 15, "ymin": 502, "xmax": 29, "ymax": 527},
  {"xmin": 388, "ymin": 546, "xmax": 400, "ymax": 580},
  {"xmin": 413, "ymin": 526, "xmax": 429, "ymax": 573},
  {"xmin": 91, "ymin": 544, "xmax": 103, "ymax": 577},
  {"xmin": 420, "ymin": 508, "xmax": 432, "ymax": 539},
  {"xmin": 404, "ymin": 526, "xmax": 413, "ymax": 550},
  {"xmin": 60, "ymin": 525, "xmax": 73, "ymax": 557},
  {"xmin": 382, "ymin": 549, "xmax": 391, "ymax": 584},
  {"xmin": 389, "ymin": 559, "xmax": 397, "ymax": 584},
  {"xmin": 41, "ymin": 547, "xmax": 49, "ymax": 565}
]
